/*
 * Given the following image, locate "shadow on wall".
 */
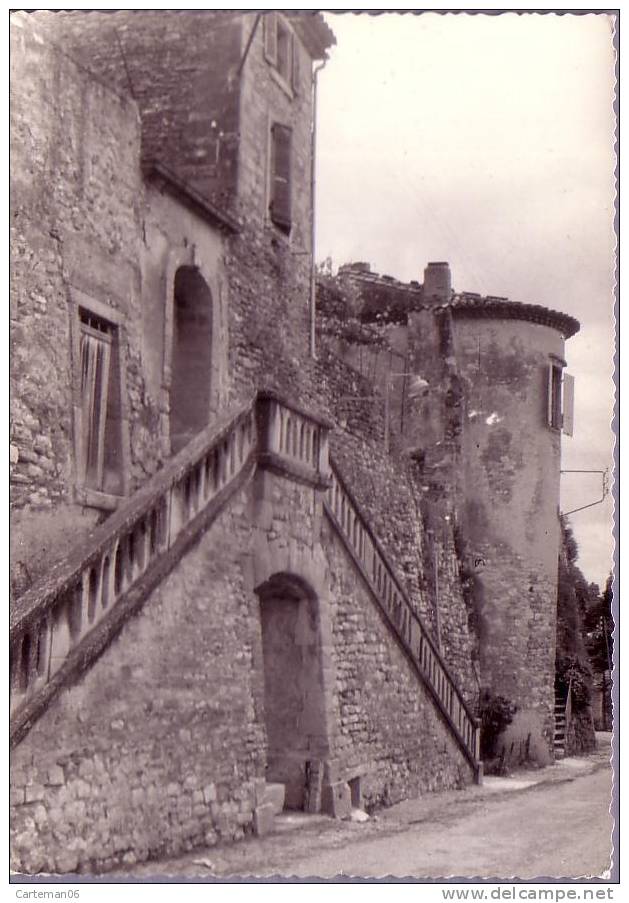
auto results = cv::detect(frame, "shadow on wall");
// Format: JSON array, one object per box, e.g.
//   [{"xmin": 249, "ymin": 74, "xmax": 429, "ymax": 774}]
[{"xmin": 497, "ymin": 709, "xmax": 551, "ymax": 771}]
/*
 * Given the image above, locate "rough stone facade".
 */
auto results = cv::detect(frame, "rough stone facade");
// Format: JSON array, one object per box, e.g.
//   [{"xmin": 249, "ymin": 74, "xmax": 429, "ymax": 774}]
[{"xmin": 10, "ymin": 14, "xmax": 154, "ymax": 594}]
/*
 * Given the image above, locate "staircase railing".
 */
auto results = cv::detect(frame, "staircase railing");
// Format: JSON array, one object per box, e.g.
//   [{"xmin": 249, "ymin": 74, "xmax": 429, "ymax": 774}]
[
  {"xmin": 10, "ymin": 397, "xmax": 259, "ymax": 745},
  {"xmin": 323, "ymin": 458, "xmax": 482, "ymax": 779},
  {"xmin": 10, "ymin": 391, "xmax": 333, "ymax": 747}
]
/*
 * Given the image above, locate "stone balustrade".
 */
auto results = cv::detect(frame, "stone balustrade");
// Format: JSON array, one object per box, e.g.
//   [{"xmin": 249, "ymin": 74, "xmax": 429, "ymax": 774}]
[
  {"xmin": 10, "ymin": 391, "xmax": 333, "ymax": 745},
  {"xmin": 256, "ymin": 389, "xmax": 331, "ymax": 487},
  {"xmin": 10, "ymin": 398, "xmax": 258, "ymax": 741},
  {"xmin": 324, "ymin": 461, "xmax": 482, "ymax": 778}
]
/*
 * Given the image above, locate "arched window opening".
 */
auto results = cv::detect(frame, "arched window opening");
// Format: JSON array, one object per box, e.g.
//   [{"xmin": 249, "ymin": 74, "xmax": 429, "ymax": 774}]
[{"xmin": 170, "ymin": 267, "xmax": 213, "ymax": 453}]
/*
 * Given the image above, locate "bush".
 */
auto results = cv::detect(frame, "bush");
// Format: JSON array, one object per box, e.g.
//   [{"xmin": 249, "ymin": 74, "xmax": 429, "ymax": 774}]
[{"xmin": 556, "ymin": 655, "xmax": 592, "ymax": 712}]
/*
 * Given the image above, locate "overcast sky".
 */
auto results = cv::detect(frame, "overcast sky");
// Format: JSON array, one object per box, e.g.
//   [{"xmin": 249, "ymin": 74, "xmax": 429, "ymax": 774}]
[{"xmin": 315, "ymin": 11, "xmax": 616, "ymax": 589}]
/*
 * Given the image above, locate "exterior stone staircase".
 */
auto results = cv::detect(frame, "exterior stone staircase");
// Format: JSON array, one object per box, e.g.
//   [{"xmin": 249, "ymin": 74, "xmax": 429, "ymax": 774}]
[{"xmin": 10, "ymin": 391, "xmax": 481, "ymax": 780}]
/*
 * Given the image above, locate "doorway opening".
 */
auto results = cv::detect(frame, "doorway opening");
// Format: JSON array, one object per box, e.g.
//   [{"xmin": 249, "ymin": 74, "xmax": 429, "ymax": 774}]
[
  {"xmin": 170, "ymin": 266, "xmax": 213, "ymax": 453},
  {"xmin": 256, "ymin": 572, "xmax": 329, "ymax": 811}
]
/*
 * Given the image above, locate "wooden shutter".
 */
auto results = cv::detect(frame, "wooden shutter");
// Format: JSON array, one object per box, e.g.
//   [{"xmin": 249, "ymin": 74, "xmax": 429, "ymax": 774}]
[
  {"xmin": 291, "ymin": 32, "xmax": 300, "ymax": 94},
  {"xmin": 80, "ymin": 325, "xmax": 112, "ymax": 489},
  {"xmin": 270, "ymin": 123, "xmax": 292, "ymax": 232},
  {"xmin": 562, "ymin": 372, "xmax": 575, "ymax": 436},
  {"xmin": 263, "ymin": 12, "xmax": 277, "ymax": 65}
]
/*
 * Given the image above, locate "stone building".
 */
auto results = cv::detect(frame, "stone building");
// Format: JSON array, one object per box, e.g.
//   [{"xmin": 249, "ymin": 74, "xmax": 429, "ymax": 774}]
[{"xmin": 10, "ymin": 10, "xmax": 577, "ymax": 875}]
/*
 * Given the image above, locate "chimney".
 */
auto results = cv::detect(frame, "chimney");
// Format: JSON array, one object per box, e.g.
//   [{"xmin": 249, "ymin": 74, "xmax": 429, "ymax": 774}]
[{"xmin": 423, "ymin": 262, "xmax": 452, "ymax": 304}]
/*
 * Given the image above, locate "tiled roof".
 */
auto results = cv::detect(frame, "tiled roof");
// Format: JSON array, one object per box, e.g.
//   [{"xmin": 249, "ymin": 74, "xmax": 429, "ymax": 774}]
[
  {"xmin": 337, "ymin": 266, "xmax": 580, "ymax": 338},
  {"xmin": 444, "ymin": 293, "xmax": 580, "ymax": 339}
]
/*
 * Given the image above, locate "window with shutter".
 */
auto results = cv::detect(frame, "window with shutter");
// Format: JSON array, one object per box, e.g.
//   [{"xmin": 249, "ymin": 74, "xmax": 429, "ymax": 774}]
[
  {"xmin": 547, "ymin": 362, "xmax": 567, "ymax": 432},
  {"xmin": 73, "ymin": 303, "xmax": 126, "ymax": 505},
  {"xmin": 270, "ymin": 123, "xmax": 292, "ymax": 233},
  {"xmin": 79, "ymin": 313, "xmax": 112, "ymax": 490},
  {"xmin": 263, "ymin": 12, "xmax": 298, "ymax": 97}
]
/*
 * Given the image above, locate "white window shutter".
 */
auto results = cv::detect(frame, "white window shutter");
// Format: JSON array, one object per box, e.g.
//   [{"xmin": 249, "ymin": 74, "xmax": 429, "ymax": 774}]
[{"xmin": 562, "ymin": 373, "xmax": 575, "ymax": 436}]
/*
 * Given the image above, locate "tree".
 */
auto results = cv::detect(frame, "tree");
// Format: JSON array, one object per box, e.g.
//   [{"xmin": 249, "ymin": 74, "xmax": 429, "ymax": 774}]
[
  {"xmin": 584, "ymin": 574, "xmax": 614, "ymax": 673},
  {"xmin": 555, "ymin": 520, "xmax": 597, "ymax": 711}
]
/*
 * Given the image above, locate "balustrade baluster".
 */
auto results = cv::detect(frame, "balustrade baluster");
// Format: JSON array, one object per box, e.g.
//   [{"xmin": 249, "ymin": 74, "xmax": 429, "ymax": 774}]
[
  {"xmin": 312, "ymin": 430, "xmax": 320, "ymax": 470},
  {"xmin": 87, "ymin": 566, "xmax": 99, "ymax": 625},
  {"xmin": 9, "ymin": 643, "xmax": 21, "ymax": 706},
  {"xmin": 204, "ymin": 453, "xmax": 213, "ymax": 498},
  {"xmin": 222, "ymin": 440, "xmax": 230, "ymax": 483},
  {"xmin": 34, "ymin": 617, "xmax": 50, "ymax": 682},
  {"xmin": 67, "ymin": 581, "xmax": 83, "ymax": 645},
  {"xmin": 211, "ymin": 449, "xmax": 220, "ymax": 491},
  {"xmin": 304, "ymin": 425, "xmax": 312, "ymax": 465},
  {"xmin": 148, "ymin": 509, "xmax": 158, "ymax": 557},
  {"xmin": 114, "ymin": 542, "xmax": 124, "ymax": 598},
  {"xmin": 19, "ymin": 632, "xmax": 32, "ymax": 693},
  {"xmin": 229, "ymin": 432, "xmax": 237, "ymax": 475},
  {"xmin": 135, "ymin": 519, "xmax": 148, "ymax": 576},
  {"xmin": 195, "ymin": 462, "xmax": 205, "ymax": 509},
  {"xmin": 101, "ymin": 555, "xmax": 111, "ymax": 610},
  {"xmin": 299, "ymin": 422, "xmax": 305, "ymax": 461},
  {"xmin": 126, "ymin": 530, "xmax": 137, "ymax": 584}
]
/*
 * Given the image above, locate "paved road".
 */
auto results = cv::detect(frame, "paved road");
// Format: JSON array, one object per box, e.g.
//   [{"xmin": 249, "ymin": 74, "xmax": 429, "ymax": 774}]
[
  {"xmin": 260, "ymin": 767, "xmax": 613, "ymax": 880},
  {"xmin": 117, "ymin": 741, "xmax": 614, "ymax": 881}
]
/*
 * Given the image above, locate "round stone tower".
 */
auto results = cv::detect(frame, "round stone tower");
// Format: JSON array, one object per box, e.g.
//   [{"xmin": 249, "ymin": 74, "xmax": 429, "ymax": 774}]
[
  {"xmin": 403, "ymin": 261, "xmax": 580, "ymax": 756},
  {"xmin": 448, "ymin": 293, "xmax": 580, "ymax": 751}
]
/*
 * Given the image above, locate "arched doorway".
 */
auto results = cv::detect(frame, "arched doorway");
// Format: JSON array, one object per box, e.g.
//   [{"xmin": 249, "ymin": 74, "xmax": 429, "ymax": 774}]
[
  {"xmin": 170, "ymin": 266, "xmax": 213, "ymax": 453},
  {"xmin": 256, "ymin": 573, "xmax": 329, "ymax": 811}
]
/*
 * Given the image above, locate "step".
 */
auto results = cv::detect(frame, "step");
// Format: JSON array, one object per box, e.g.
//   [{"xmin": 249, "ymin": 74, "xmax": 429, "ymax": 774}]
[{"xmin": 260, "ymin": 782, "xmax": 286, "ymax": 815}]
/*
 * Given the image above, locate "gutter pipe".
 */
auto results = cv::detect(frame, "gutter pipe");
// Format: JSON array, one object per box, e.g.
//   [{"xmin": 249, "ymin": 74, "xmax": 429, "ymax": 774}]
[{"xmin": 309, "ymin": 56, "xmax": 328, "ymax": 358}]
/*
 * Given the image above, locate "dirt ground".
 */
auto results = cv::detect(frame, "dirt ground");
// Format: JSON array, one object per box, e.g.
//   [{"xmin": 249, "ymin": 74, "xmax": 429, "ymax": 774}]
[{"xmin": 106, "ymin": 732, "xmax": 614, "ymax": 881}]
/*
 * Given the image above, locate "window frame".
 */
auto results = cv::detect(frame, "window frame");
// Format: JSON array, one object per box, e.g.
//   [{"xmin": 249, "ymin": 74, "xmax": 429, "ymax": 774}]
[
  {"xmin": 546, "ymin": 357, "xmax": 574, "ymax": 435},
  {"xmin": 268, "ymin": 121, "xmax": 293, "ymax": 235},
  {"xmin": 263, "ymin": 12, "xmax": 300, "ymax": 98},
  {"xmin": 68, "ymin": 288, "xmax": 130, "ymax": 510}
]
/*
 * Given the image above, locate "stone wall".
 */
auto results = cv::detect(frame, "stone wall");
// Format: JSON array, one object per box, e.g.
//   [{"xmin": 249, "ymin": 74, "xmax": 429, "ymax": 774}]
[
  {"xmin": 321, "ymin": 516, "xmax": 473, "ymax": 808},
  {"xmin": 10, "ymin": 14, "xmax": 162, "ymax": 594},
  {"xmin": 55, "ymin": 10, "xmax": 243, "ymax": 212}
]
